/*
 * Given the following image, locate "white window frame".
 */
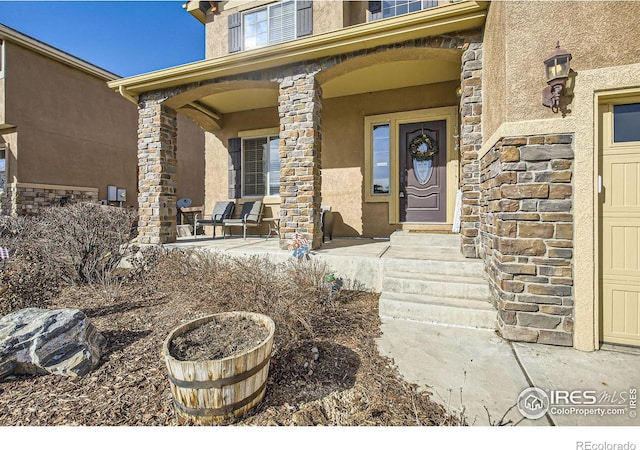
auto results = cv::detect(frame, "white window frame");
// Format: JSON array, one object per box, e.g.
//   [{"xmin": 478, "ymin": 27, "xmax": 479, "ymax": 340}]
[
  {"xmin": 242, "ymin": 0, "xmax": 297, "ymax": 51},
  {"xmin": 239, "ymin": 128, "xmax": 281, "ymax": 198},
  {"xmin": 0, "ymin": 39, "xmax": 5, "ymax": 78}
]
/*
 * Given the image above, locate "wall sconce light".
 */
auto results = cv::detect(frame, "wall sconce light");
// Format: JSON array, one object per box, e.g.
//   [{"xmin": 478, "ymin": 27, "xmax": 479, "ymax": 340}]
[{"xmin": 542, "ymin": 42, "xmax": 572, "ymax": 113}]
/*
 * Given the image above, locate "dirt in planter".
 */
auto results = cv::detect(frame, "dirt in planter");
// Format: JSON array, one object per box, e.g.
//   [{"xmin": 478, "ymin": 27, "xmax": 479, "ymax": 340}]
[{"xmin": 169, "ymin": 315, "xmax": 270, "ymax": 361}]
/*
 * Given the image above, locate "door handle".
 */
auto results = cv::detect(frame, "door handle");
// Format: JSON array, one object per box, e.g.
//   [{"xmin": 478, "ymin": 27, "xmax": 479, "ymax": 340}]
[{"xmin": 598, "ymin": 175, "xmax": 603, "ymax": 194}]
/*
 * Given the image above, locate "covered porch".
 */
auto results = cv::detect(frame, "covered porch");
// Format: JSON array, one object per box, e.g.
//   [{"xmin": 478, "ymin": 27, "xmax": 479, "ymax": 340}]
[{"xmin": 109, "ymin": 1, "xmax": 487, "ymax": 256}]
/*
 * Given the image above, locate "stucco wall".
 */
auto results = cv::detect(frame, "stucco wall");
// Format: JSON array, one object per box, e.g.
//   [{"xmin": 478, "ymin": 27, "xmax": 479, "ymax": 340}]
[
  {"xmin": 5, "ymin": 42, "xmax": 138, "ymax": 206},
  {"xmin": 176, "ymin": 116, "xmax": 205, "ymax": 207},
  {"xmin": 205, "ymin": 80, "xmax": 459, "ymax": 238},
  {"xmin": 481, "ymin": 0, "xmax": 506, "ymax": 140},
  {"xmin": 205, "ymin": 1, "xmax": 348, "ymax": 59},
  {"xmin": 3, "ymin": 41, "xmax": 205, "ymax": 210},
  {"xmin": 205, "ymin": 107, "xmax": 280, "ymax": 232},
  {"xmin": 485, "ymin": 0, "xmax": 640, "ymax": 134}
]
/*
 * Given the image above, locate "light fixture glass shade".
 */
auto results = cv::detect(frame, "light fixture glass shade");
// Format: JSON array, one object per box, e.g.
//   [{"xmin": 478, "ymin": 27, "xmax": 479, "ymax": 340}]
[{"xmin": 545, "ymin": 55, "xmax": 570, "ymax": 81}]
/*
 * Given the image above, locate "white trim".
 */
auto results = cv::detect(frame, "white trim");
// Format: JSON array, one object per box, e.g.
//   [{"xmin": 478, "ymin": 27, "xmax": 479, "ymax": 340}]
[{"xmin": 0, "ymin": 39, "xmax": 5, "ymax": 79}]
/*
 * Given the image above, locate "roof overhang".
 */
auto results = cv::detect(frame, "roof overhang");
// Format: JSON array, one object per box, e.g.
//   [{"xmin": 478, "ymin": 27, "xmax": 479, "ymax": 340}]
[
  {"xmin": 0, "ymin": 24, "xmax": 118, "ymax": 81},
  {"xmin": 109, "ymin": 1, "xmax": 488, "ymax": 99}
]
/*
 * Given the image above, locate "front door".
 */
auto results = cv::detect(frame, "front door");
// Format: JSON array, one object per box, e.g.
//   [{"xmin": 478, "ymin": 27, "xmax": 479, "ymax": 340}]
[
  {"xmin": 600, "ymin": 100, "xmax": 640, "ymax": 347},
  {"xmin": 399, "ymin": 120, "xmax": 446, "ymax": 222}
]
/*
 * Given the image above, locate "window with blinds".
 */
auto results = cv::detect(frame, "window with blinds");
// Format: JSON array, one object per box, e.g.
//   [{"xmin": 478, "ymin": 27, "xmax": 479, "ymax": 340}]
[
  {"xmin": 242, "ymin": 136, "xmax": 280, "ymax": 197},
  {"xmin": 369, "ymin": 1, "xmax": 439, "ymax": 21},
  {"xmin": 243, "ymin": 1, "xmax": 296, "ymax": 51}
]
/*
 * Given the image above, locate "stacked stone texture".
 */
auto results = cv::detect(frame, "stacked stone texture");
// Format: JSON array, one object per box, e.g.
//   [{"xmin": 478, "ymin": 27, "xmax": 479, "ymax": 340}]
[
  {"xmin": 459, "ymin": 42, "xmax": 483, "ymax": 258},
  {"xmin": 278, "ymin": 74, "xmax": 323, "ymax": 249},
  {"xmin": 137, "ymin": 95, "xmax": 178, "ymax": 245},
  {"xmin": 129, "ymin": 31, "xmax": 485, "ymax": 246},
  {"xmin": 1, "ymin": 183, "xmax": 98, "ymax": 216},
  {"xmin": 479, "ymin": 134, "xmax": 574, "ymax": 346}
]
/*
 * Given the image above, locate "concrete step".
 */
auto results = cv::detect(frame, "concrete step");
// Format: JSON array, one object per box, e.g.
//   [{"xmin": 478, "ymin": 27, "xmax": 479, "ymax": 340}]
[
  {"xmin": 379, "ymin": 292, "xmax": 497, "ymax": 329},
  {"xmin": 382, "ymin": 255, "xmax": 486, "ymax": 278},
  {"xmin": 382, "ymin": 271, "xmax": 491, "ymax": 301},
  {"xmin": 389, "ymin": 230, "xmax": 459, "ymax": 248}
]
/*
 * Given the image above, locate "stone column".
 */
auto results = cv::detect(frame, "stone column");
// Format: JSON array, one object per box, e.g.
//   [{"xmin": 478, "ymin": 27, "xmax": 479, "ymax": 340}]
[
  {"xmin": 459, "ymin": 42, "xmax": 483, "ymax": 258},
  {"xmin": 137, "ymin": 94, "xmax": 178, "ymax": 244},
  {"xmin": 278, "ymin": 73, "xmax": 323, "ymax": 250}
]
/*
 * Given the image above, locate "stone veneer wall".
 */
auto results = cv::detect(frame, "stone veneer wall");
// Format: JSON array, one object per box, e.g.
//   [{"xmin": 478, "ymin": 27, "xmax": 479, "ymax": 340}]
[
  {"xmin": 479, "ymin": 134, "xmax": 574, "ymax": 346},
  {"xmin": 132, "ymin": 31, "xmax": 483, "ymax": 244},
  {"xmin": 137, "ymin": 94, "xmax": 178, "ymax": 245},
  {"xmin": 278, "ymin": 74, "xmax": 323, "ymax": 249},
  {"xmin": 1, "ymin": 182, "xmax": 99, "ymax": 216},
  {"xmin": 459, "ymin": 41, "xmax": 483, "ymax": 258}
]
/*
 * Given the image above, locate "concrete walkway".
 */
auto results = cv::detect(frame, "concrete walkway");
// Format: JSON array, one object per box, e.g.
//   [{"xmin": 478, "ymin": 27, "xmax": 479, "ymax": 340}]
[
  {"xmin": 376, "ymin": 318, "xmax": 640, "ymax": 426},
  {"xmin": 170, "ymin": 235, "xmax": 640, "ymax": 427}
]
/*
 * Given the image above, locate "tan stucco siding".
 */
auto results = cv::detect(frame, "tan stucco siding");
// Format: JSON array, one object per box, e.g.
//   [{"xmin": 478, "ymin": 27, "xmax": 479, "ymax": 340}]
[
  {"xmin": 0, "ymin": 77, "xmax": 5, "ymax": 126},
  {"xmin": 205, "ymin": 107, "xmax": 279, "ymax": 220},
  {"xmin": 4, "ymin": 41, "xmax": 205, "ymax": 208},
  {"xmin": 204, "ymin": 80, "xmax": 458, "ymax": 238},
  {"xmin": 205, "ymin": 1, "xmax": 348, "ymax": 59},
  {"xmin": 177, "ymin": 116, "xmax": 205, "ymax": 207},
  {"xmin": 489, "ymin": 1, "xmax": 640, "ymax": 127},
  {"xmin": 5, "ymin": 43, "xmax": 138, "ymax": 205},
  {"xmin": 205, "ymin": 12, "xmax": 228, "ymax": 59},
  {"xmin": 322, "ymin": 80, "xmax": 459, "ymax": 237},
  {"xmin": 482, "ymin": 0, "xmax": 507, "ymax": 140},
  {"xmin": 312, "ymin": 1, "xmax": 345, "ymax": 35}
]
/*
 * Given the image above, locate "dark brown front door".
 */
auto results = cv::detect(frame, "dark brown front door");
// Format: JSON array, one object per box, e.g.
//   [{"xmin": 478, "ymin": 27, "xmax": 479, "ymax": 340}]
[{"xmin": 399, "ymin": 120, "xmax": 447, "ymax": 222}]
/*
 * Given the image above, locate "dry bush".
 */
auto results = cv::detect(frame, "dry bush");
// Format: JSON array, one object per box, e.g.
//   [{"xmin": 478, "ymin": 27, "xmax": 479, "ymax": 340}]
[
  {"xmin": 0, "ymin": 215, "xmax": 63, "ymax": 316},
  {"xmin": 0, "ymin": 203, "xmax": 137, "ymax": 316},
  {"xmin": 143, "ymin": 249, "xmax": 336, "ymax": 354},
  {"xmin": 40, "ymin": 203, "xmax": 137, "ymax": 286}
]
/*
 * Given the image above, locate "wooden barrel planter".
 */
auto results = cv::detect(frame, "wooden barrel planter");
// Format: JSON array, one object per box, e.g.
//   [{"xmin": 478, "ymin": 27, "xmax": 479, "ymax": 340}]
[{"xmin": 162, "ymin": 311, "xmax": 275, "ymax": 425}]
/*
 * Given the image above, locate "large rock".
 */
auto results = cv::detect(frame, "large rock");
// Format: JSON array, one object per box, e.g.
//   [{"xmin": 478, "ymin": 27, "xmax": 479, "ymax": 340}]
[{"xmin": 0, "ymin": 308, "xmax": 106, "ymax": 380}]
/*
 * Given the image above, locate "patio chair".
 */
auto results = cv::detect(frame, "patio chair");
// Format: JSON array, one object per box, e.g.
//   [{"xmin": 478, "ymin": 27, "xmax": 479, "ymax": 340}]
[
  {"xmin": 222, "ymin": 200, "xmax": 264, "ymax": 239},
  {"xmin": 193, "ymin": 201, "xmax": 235, "ymax": 238}
]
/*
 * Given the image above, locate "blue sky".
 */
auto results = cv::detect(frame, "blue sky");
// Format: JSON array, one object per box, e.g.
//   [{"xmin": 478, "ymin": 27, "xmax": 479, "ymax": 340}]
[{"xmin": 0, "ymin": 1, "xmax": 205, "ymax": 77}]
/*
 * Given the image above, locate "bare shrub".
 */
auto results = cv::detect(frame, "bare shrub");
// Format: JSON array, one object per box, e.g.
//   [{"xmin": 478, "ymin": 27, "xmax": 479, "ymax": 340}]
[
  {"xmin": 0, "ymin": 215, "xmax": 63, "ymax": 316},
  {"xmin": 143, "ymin": 249, "xmax": 334, "ymax": 354},
  {"xmin": 40, "ymin": 203, "xmax": 137, "ymax": 285}
]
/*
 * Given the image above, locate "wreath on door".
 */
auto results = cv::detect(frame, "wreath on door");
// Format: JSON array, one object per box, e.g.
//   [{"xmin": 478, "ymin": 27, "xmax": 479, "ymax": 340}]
[
  {"xmin": 409, "ymin": 133, "xmax": 438, "ymax": 185},
  {"xmin": 409, "ymin": 133, "xmax": 438, "ymax": 161}
]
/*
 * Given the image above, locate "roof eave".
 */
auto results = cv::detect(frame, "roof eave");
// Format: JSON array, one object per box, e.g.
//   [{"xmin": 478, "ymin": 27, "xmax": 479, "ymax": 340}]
[{"xmin": 109, "ymin": 1, "xmax": 488, "ymax": 96}]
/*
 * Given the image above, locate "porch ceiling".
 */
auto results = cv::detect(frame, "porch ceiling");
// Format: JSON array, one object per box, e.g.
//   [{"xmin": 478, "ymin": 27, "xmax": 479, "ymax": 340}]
[{"xmin": 194, "ymin": 57, "xmax": 461, "ymax": 115}]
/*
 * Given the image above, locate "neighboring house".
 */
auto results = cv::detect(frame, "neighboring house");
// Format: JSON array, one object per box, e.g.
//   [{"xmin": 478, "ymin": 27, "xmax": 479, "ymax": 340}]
[
  {"xmin": 108, "ymin": 0, "xmax": 640, "ymax": 352},
  {"xmin": 0, "ymin": 24, "xmax": 204, "ymax": 215}
]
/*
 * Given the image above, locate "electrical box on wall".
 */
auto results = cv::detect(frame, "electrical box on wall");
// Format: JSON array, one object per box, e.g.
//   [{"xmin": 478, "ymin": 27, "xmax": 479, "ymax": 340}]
[
  {"xmin": 117, "ymin": 189, "xmax": 126, "ymax": 202},
  {"xmin": 107, "ymin": 185, "xmax": 117, "ymax": 201}
]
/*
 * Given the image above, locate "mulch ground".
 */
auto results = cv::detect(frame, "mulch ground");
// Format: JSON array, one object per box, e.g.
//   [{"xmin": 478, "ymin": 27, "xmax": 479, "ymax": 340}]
[{"xmin": 0, "ymin": 283, "xmax": 455, "ymax": 426}]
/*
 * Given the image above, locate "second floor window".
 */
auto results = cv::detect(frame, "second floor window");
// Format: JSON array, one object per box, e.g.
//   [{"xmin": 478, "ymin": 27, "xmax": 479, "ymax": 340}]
[
  {"xmin": 369, "ymin": 1, "xmax": 439, "ymax": 21},
  {"xmin": 244, "ymin": 1, "xmax": 296, "ymax": 50},
  {"xmin": 229, "ymin": 1, "xmax": 313, "ymax": 53}
]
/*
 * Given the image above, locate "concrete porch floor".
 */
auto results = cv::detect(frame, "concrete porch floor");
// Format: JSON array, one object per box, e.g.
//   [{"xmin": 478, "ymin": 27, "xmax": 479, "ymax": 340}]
[{"xmin": 167, "ymin": 234, "xmax": 640, "ymax": 427}]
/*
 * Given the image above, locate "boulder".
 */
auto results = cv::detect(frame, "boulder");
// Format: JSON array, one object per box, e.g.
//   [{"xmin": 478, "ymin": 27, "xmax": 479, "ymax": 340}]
[{"xmin": 0, "ymin": 308, "xmax": 106, "ymax": 380}]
